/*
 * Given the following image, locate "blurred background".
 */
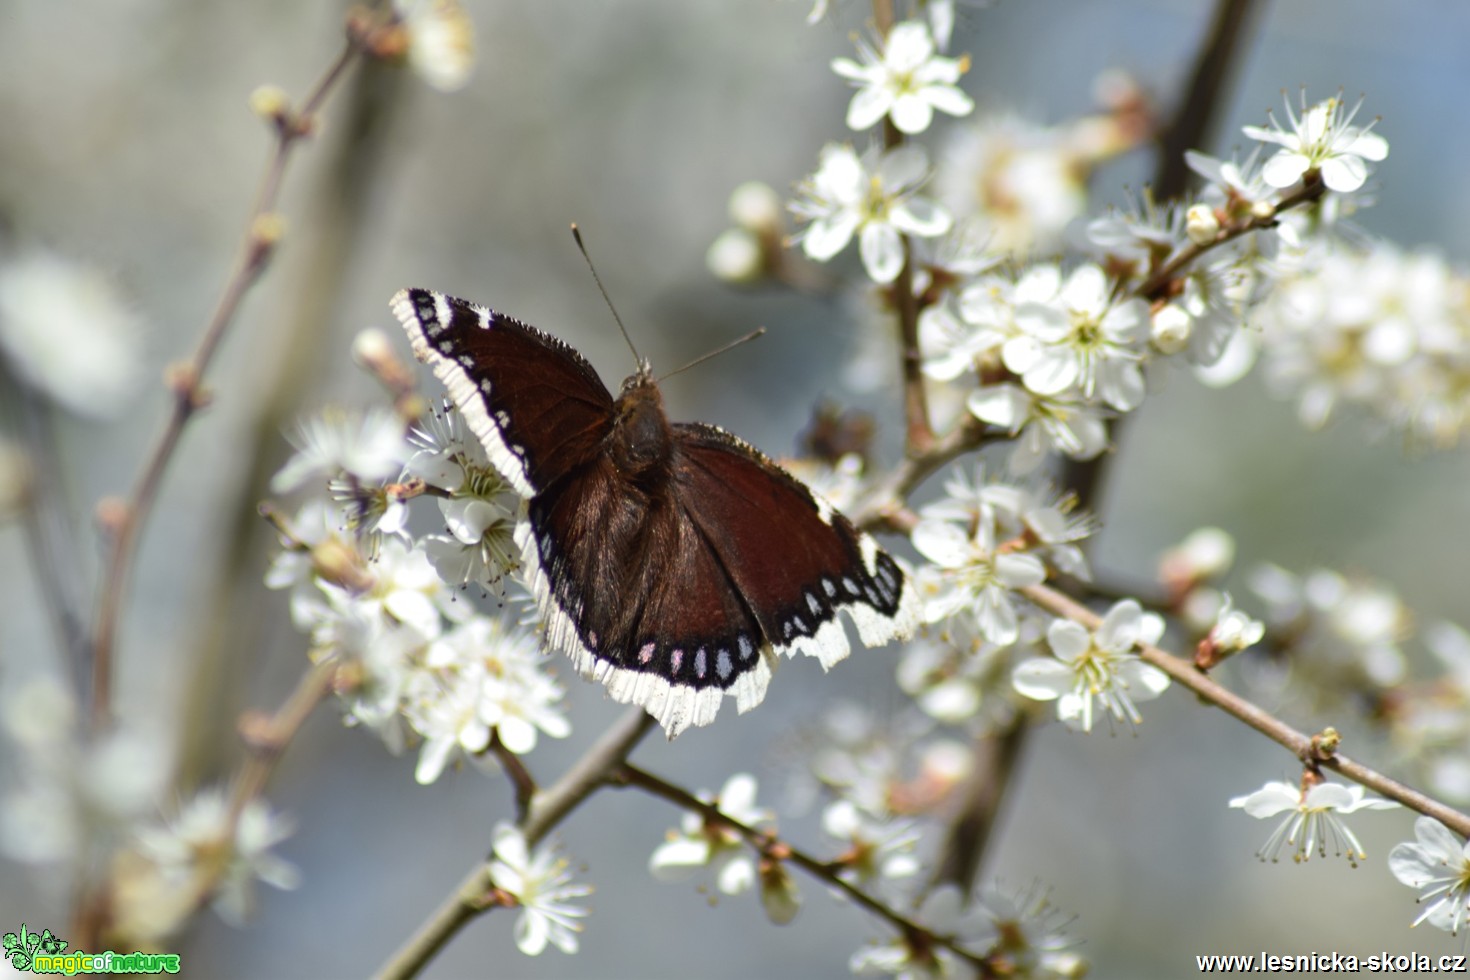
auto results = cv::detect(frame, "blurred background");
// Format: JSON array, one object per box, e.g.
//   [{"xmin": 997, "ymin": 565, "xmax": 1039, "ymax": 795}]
[{"xmin": 3, "ymin": 0, "xmax": 1470, "ymax": 976}]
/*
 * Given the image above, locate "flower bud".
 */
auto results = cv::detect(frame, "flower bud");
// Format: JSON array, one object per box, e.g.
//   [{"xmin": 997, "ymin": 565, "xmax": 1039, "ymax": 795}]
[
  {"xmin": 1185, "ymin": 203, "xmax": 1220, "ymax": 245},
  {"xmin": 728, "ymin": 181, "xmax": 783, "ymax": 233},
  {"xmin": 249, "ymin": 85, "xmax": 291, "ymax": 123},
  {"xmin": 1160, "ymin": 527, "xmax": 1235, "ymax": 600},
  {"xmin": 1150, "ymin": 303, "xmax": 1191, "ymax": 355},
  {"xmin": 706, "ymin": 228, "xmax": 764, "ymax": 283}
]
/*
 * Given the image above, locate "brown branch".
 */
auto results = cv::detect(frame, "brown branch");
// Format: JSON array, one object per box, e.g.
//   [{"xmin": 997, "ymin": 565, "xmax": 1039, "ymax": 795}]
[
  {"xmin": 852, "ymin": 415, "xmax": 988, "ymax": 533},
  {"xmin": 72, "ymin": 660, "xmax": 336, "ymax": 949},
  {"xmin": 88, "ymin": 38, "xmax": 362, "ymax": 729},
  {"xmin": 228, "ymin": 661, "xmax": 338, "ymax": 820},
  {"xmin": 1022, "ymin": 582, "xmax": 1470, "ymax": 838},
  {"xmin": 616, "ymin": 762, "xmax": 997, "ymax": 975},
  {"xmin": 375, "ymin": 708, "xmax": 657, "ymax": 980},
  {"xmin": 172, "ymin": 661, "xmax": 338, "ymax": 927},
  {"xmin": 927, "ymin": 720, "xmax": 1029, "ymax": 895},
  {"xmin": 1152, "ymin": 0, "xmax": 1267, "ymax": 202},
  {"xmin": 7, "ymin": 379, "xmax": 89, "ymax": 685},
  {"xmin": 490, "ymin": 734, "xmax": 538, "ymax": 823},
  {"xmin": 855, "ymin": 176, "xmax": 1325, "ymax": 540},
  {"xmin": 894, "ymin": 231, "xmax": 934, "ymax": 454}
]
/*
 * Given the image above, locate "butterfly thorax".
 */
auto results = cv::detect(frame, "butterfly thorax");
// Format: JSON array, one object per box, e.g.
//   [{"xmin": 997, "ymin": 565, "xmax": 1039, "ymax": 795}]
[{"xmin": 610, "ymin": 370, "xmax": 673, "ymax": 482}]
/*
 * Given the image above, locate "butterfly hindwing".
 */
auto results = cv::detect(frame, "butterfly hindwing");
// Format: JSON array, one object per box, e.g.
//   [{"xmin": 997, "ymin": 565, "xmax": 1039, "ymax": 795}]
[
  {"xmin": 671, "ymin": 423, "xmax": 919, "ymax": 666},
  {"xmin": 524, "ymin": 453, "xmax": 775, "ymax": 736}
]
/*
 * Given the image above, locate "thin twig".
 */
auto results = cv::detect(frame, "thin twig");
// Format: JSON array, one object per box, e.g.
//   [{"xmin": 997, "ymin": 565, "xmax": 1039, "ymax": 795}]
[
  {"xmin": 1137, "ymin": 178, "xmax": 1323, "ymax": 303},
  {"xmin": 72, "ymin": 659, "xmax": 337, "ymax": 950},
  {"xmin": 616, "ymin": 763, "xmax": 996, "ymax": 974},
  {"xmin": 228, "ymin": 661, "xmax": 338, "ymax": 819},
  {"xmin": 171, "ymin": 661, "xmax": 338, "ymax": 926},
  {"xmin": 870, "ymin": 0, "xmax": 934, "ymax": 454},
  {"xmin": 1022, "ymin": 582, "xmax": 1470, "ymax": 837},
  {"xmin": 177, "ymin": 52, "xmax": 406, "ymax": 791},
  {"xmin": 490, "ymin": 734, "xmax": 538, "ymax": 823},
  {"xmin": 9, "ymin": 379, "xmax": 89, "ymax": 685},
  {"xmin": 375, "ymin": 708, "xmax": 657, "ymax": 980},
  {"xmin": 522, "ymin": 709, "xmax": 658, "ymax": 845},
  {"xmin": 852, "ymin": 415, "xmax": 987, "ymax": 533},
  {"xmin": 926, "ymin": 720, "xmax": 1028, "ymax": 896},
  {"xmin": 88, "ymin": 39, "xmax": 362, "ymax": 729}
]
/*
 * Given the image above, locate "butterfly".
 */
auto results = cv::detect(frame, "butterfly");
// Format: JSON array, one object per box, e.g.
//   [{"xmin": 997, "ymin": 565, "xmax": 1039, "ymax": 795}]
[{"xmin": 392, "ymin": 287, "xmax": 919, "ymax": 736}]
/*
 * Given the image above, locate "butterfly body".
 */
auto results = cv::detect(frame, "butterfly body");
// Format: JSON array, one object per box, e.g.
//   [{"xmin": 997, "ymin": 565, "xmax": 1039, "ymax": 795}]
[
  {"xmin": 608, "ymin": 370, "xmax": 673, "ymax": 483},
  {"xmin": 393, "ymin": 287, "xmax": 918, "ymax": 736}
]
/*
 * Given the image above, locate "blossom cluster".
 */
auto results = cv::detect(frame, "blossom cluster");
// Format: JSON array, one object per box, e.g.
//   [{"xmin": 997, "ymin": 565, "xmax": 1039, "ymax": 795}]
[
  {"xmin": 1251, "ymin": 243, "xmax": 1470, "ymax": 444},
  {"xmin": 781, "ymin": 68, "xmax": 1395, "ymax": 482},
  {"xmin": 266, "ymin": 402, "xmax": 569, "ymax": 785},
  {"xmin": 256, "ymin": 395, "xmax": 591, "ymax": 953}
]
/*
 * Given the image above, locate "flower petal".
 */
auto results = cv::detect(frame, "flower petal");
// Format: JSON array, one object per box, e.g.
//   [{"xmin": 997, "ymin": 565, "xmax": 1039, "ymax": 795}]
[
  {"xmin": 911, "ymin": 519, "xmax": 972, "ymax": 567},
  {"xmin": 846, "ymin": 86, "xmax": 892, "ymax": 131},
  {"xmin": 859, "ymin": 222, "xmax": 904, "ymax": 283}
]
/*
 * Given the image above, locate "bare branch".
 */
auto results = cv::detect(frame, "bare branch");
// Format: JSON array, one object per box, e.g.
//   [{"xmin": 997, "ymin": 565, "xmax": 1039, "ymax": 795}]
[
  {"xmin": 88, "ymin": 38, "xmax": 363, "ymax": 729},
  {"xmin": 1023, "ymin": 582, "xmax": 1470, "ymax": 837},
  {"xmin": 376, "ymin": 708, "xmax": 657, "ymax": 979}
]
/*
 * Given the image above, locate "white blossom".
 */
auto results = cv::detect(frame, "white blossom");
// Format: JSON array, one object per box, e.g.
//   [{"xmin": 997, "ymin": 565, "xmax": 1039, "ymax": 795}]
[
  {"xmin": 1252, "ymin": 243, "xmax": 1470, "ymax": 444},
  {"xmin": 973, "ymin": 886, "xmax": 1088, "ymax": 978},
  {"xmin": 135, "ymin": 789, "xmax": 300, "ymax": 926},
  {"xmin": 832, "ymin": 21, "xmax": 973, "ymax": 135},
  {"xmin": 912, "ymin": 517, "xmax": 1045, "ymax": 646},
  {"xmin": 966, "ymin": 383, "xmax": 1107, "ymax": 474},
  {"xmin": 706, "ymin": 228, "xmax": 764, "ymax": 283},
  {"xmin": 407, "ymin": 617, "xmax": 569, "ymax": 782},
  {"xmin": 1207, "ymin": 593, "xmax": 1265, "ymax": 655},
  {"xmin": 919, "ymin": 269, "xmax": 1032, "ymax": 381},
  {"xmin": 393, "ymin": 0, "xmax": 475, "ymax": 93},
  {"xmin": 1248, "ymin": 563, "xmax": 1407, "ymax": 696},
  {"xmin": 791, "ymin": 144, "xmax": 951, "ymax": 283},
  {"xmin": 937, "ymin": 114, "xmax": 1093, "ymax": 257},
  {"xmin": 850, "ymin": 886, "xmax": 988, "ymax": 977},
  {"xmin": 821, "ymin": 800, "xmax": 921, "ymax": 886},
  {"xmin": 488, "ymin": 824, "xmax": 593, "ymax": 955},
  {"xmin": 264, "ymin": 499, "xmax": 350, "ymax": 629},
  {"xmin": 1390, "ymin": 817, "xmax": 1470, "ymax": 934},
  {"xmin": 271, "ymin": 407, "xmax": 410, "ymax": 494},
  {"xmin": 0, "ymin": 677, "xmax": 169, "ymax": 871},
  {"xmin": 1230, "ymin": 779, "xmax": 1398, "ymax": 865},
  {"xmin": 1012, "ymin": 600, "xmax": 1170, "ymax": 732},
  {"xmin": 1243, "ymin": 93, "xmax": 1387, "ymax": 194},
  {"xmin": 0, "ymin": 248, "xmax": 143, "ymax": 418},
  {"xmin": 1003, "ymin": 264, "xmax": 1149, "ymax": 410}
]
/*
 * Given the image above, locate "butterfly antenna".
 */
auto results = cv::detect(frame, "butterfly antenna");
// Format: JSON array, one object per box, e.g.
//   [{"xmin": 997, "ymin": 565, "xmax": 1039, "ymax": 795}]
[
  {"xmin": 659, "ymin": 327, "xmax": 766, "ymax": 382},
  {"xmin": 571, "ymin": 223, "xmax": 642, "ymax": 366}
]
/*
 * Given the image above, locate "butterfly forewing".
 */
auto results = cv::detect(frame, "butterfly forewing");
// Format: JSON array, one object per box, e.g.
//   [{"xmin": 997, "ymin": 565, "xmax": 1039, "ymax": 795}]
[{"xmin": 392, "ymin": 288, "xmax": 614, "ymax": 495}]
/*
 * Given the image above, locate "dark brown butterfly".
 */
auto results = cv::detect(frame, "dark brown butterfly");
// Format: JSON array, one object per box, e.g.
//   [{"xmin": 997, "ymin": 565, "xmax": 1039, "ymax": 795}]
[{"xmin": 393, "ymin": 288, "xmax": 918, "ymax": 736}]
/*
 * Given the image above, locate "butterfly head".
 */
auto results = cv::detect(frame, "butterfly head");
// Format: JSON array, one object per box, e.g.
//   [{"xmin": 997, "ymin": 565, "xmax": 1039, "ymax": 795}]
[{"xmin": 611, "ymin": 362, "xmax": 672, "ymax": 481}]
